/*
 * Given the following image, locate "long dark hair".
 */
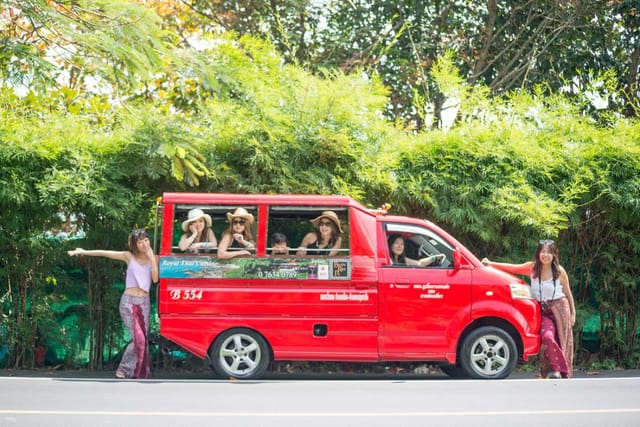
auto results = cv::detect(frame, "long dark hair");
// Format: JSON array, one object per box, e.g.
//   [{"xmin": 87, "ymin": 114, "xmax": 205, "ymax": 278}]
[
  {"xmin": 531, "ymin": 240, "xmax": 560, "ymax": 280},
  {"xmin": 314, "ymin": 223, "xmax": 339, "ymax": 249},
  {"xmin": 194, "ymin": 232, "xmax": 210, "ymax": 243},
  {"xmin": 128, "ymin": 228, "xmax": 150, "ymax": 256},
  {"xmin": 387, "ymin": 233, "xmax": 407, "ymax": 264},
  {"xmin": 223, "ymin": 220, "xmax": 253, "ymax": 241}
]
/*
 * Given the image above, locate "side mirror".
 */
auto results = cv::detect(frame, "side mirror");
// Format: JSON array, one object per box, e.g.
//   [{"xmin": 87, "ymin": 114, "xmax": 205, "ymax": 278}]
[{"xmin": 453, "ymin": 248, "xmax": 472, "ymax": 270}]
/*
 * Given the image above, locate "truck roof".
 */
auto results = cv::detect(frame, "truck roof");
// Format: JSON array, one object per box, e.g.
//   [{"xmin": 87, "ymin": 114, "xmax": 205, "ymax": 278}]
[{"xmin": 161, "ymin": 192, "xmax": 373, "ymax": 212}]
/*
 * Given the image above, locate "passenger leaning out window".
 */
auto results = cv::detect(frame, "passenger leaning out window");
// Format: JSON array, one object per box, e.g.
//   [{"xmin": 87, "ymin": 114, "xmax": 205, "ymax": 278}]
[
  {"xmin": 179, "ymin": 209, "xmax": 217, "ymax": 253},
  {"xmin": 217, "ymin": 208, "xmax": 255, "ymax": 259},
  {"xmin": 270, "ymin": 232, "xmax": 290, "ymax": 255},
  {"xmin": 296, "ymin": 211, "xmax": 343, "ymax": 256}
]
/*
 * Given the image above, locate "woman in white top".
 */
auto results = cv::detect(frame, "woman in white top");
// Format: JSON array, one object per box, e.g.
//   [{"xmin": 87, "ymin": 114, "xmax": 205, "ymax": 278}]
[
  {"xmin": 179, "ymin": 208, "xmax": 217, "ymax": 253},
  {"xmin": 482, "ymin": 240, "xmax": 575, "ymax": 379}
]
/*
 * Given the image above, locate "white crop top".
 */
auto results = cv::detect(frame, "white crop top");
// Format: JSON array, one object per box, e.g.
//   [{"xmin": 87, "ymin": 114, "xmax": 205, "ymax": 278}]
[{"xmin": 531, "ymin": 277, "xmax": 565, "ymax": 302}]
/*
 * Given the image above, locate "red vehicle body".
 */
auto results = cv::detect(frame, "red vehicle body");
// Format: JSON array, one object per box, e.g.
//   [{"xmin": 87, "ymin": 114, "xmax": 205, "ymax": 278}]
[{"xmin": 157, "ymin": 192, "xmax": 540, "ymax": 379}]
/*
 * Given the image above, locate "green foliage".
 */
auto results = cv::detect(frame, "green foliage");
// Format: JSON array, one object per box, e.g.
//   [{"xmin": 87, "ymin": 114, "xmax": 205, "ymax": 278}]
[
  {"xmin": 182, "ymin": 35, "xmax": 395, "ymax": 197},
  {"xmin": 588, "ymin": 359, "xmax": 619, "ymax": 371},
  {"xmin": 1, "ymin": 1, "xmax": 639, "ymax": 371},
  {"xmin": 0, "ymin": 30, "xmax": 400, "ymax": 368},
  {"xmin": 389, "ymin": 124, "xmax": 575, "ymax": 250},
  {"xmin": 566, "ymin": 122, "xmax": 640, "ymax": 366},
  {"xmin": 385, "ymin": 70, "xmax": 640, "ymax": 368},
  {"xmin": 180, "ymin": 1, "xmax": 639, "ymax": 126},
  {"xmin": 125, "ymin": 108, "xmax": 213, "ymax": 187},
  {"xmin": 0, "ymin": 0, "xmax": 173, "ymax": 94}
]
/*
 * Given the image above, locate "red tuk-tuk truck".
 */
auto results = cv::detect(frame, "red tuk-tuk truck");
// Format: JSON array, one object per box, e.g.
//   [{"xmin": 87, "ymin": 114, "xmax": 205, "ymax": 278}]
[{"xmin": 156, "ymin": 193, "xmax": 540, "ymax": 379}]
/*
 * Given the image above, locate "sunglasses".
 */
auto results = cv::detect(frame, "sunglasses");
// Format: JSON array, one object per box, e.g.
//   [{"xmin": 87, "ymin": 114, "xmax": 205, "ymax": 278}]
[
  {"xmin": 318, "ymin": 221, "xmax": 333, "ymax": 227},
  {"xmin": 232, "ymin": 220, "xmax": 246, "ymax": 225},
  {"xmin": 132, "ymin": 229, "xmax": 148, "ymax": 237},
  {"xmin": 539, "ymin": 239, "xmax": 555, "ymax": 245}
]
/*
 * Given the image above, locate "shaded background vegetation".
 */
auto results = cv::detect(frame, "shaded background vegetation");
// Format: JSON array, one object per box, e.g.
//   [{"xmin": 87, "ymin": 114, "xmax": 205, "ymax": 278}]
[{"xmin": 0, "ymin": 0, "xmax": 638, "ymax": 372}]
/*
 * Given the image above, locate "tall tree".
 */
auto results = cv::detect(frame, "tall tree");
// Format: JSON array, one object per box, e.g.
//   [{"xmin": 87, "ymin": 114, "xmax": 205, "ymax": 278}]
[
  {"xmin": 170, "ymin": 0, "xmax": 640, "ymax": 127},
  {"xmin": 0, "ymin": 0, "xmax": 170, "ymax": 92}
]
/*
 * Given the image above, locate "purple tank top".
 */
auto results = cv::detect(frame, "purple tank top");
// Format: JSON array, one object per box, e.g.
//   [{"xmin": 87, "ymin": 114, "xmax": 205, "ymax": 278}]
[{"xmin": 125, "ymin": 257, "xmax": 152, "ymax": 292}]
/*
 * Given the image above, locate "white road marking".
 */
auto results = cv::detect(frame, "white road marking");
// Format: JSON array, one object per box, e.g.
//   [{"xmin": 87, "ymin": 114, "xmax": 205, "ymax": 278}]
[{"xmin": 1, "ymin": 409, "xmax": 640, "ymax": 417}]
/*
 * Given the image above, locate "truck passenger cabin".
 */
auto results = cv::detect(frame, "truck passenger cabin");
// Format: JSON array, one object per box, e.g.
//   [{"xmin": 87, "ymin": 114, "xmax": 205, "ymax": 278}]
[{"xmin": 157, "ymin": 193, "xmax": 541, "ymax": 379}]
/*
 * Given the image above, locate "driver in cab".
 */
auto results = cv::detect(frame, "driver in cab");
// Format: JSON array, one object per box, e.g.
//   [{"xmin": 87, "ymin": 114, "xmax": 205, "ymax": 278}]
[{"xmin": 388, "ymin": 233, "xmax": 445, "ymax": 267}]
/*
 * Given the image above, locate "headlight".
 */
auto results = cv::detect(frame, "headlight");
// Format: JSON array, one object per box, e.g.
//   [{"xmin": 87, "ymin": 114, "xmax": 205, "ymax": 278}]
[{"xmin": 510, "ymin": 283, "xmax": 533, "ymax": 299}]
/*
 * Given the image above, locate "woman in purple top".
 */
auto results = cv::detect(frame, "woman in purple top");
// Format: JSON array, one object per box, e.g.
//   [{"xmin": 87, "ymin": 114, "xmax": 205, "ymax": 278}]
[{"xmin": 68, "ymin": 229, "xmax": 158, "ymax": 379}]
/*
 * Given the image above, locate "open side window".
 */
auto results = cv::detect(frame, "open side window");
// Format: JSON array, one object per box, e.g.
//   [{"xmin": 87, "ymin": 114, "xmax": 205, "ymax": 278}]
[
  {"xmin": 171, "ymin": 204, "xmax": 257, "ymax": 255},
  {"xmin": 383, "ymin": 223, "xmax": 454, "ymax": 268},
  {"xmin": 267, "ymin": 206, "xmax": 350, "ymax": 257}
]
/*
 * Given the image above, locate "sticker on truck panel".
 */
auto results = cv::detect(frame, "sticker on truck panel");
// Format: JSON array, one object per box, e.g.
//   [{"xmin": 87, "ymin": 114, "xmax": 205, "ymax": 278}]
[{"xmin": 159, "ymin": 256, "xmax": 352, "ymax": 280}]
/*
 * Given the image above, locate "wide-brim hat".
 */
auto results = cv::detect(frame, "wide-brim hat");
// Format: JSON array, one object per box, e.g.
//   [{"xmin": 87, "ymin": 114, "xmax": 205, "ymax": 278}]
[
  {"xmin": 182, "ymin": 208, "xmax": 212, "ymax": 232},
  {"xmin": 226, "ymin": 207, "xmax": 254, "ymax": 226},
  {"xmin": 310, "ymin": 210, "xmax": 343, "ymax": 234}
]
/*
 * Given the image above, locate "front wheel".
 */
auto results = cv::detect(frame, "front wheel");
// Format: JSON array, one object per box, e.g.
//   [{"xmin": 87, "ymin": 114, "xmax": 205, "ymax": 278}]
[
  {"xmin": 439, "ymin": 364, "xmax": 469, "ymax": 379},
  {"xmin": 459, "ymin": 326, "xmax": 517, "ymax": 379},
  {"xmin": 209, "ymin": 328, "xmax": 270, "ymax": 379}
]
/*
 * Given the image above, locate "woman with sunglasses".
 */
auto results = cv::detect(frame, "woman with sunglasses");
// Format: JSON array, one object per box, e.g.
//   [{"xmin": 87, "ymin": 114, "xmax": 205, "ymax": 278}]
[
  {"xmin": 68, "ymin": 229, "xmax": 157, "ymax": 379},
  {"xmin": 217, "ymin": 208, "xmax": 255, "ymax": 259},
  {"xmin": 297, "ymin": 211, "xmax": 343, "ymax": 256},
  {"xmin": 482, "ymin": 240, "xmax": 575, "ymax": 379}
]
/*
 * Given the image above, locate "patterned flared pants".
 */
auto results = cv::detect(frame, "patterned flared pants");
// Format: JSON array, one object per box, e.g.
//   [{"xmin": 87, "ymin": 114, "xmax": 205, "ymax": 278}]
[
  {"xmin": 539, "ymin": 297, "xmax": 573, "ymax": 378},
  {"xmin": 117, "ymin": 294, "xmax": 151, "ymax": 379}
]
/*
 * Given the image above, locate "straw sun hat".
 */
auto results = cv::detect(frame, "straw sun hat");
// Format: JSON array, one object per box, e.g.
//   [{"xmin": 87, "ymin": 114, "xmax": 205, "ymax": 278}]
[
  {"xmin": 310, "ymin": 211, "xmax": 343, "ymax": 234},
  {"xmin": 226, "ymin": 207, "xmax": 255, "ymax": 225},
  {"xmin": 181, "ymin": 208, "xmax": 212, "ymax": 232}
]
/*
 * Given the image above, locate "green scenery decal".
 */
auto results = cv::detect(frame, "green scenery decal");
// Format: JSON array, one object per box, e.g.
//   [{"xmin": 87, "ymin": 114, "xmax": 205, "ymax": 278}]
[{"xmin": 160, "ymin": 256, "xmax": 352, "ymax": 280}]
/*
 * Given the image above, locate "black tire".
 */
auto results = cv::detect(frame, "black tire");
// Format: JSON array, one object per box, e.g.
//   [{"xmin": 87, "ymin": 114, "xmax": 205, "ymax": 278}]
[
  {"xmin": 440, "ymin": 364, "xmax": 469, "ymax": 379},
  {"xmin": 459, "ymin": 326, "xmax": 517, "ymax": 379},
  {"xmin": 209, "ymin": 328, "xmax": 271, "ymax": 379}
]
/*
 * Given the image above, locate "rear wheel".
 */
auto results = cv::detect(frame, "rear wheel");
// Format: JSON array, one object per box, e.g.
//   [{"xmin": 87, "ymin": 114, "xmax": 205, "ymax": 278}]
[
  {"xmin": 209, "ymin": 328, "xmax": 270, "ymax": 379},
  {"xmin": 459, "ymin": 326, "xmax": 517, "ymax": 379}
]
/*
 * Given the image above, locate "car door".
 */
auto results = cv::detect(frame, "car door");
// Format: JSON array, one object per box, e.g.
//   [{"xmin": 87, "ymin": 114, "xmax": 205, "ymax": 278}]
[{"xmin": 379, "ymin": 223, "xmax": 472, "ymax": 357}]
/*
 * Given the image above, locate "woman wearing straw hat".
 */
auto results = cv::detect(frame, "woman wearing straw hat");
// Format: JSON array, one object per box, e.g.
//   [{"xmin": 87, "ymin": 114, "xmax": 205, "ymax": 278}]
[
  {"xmin": 217, "ymin": 208, "xmax": 256, "ymax": 259},
  {"xmin": 296, "ymin": 211, "xmax": 343, "ymax": 256},
  {"xmin": 179, "ymin": 208, "xmax": 217, "ymax": 253}
]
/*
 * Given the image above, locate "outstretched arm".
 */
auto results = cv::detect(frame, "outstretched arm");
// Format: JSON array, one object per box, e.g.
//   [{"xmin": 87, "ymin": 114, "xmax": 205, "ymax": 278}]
[
  {"xmin": 68, "ymin": 248, "xmax": 128, "ymax": 263},
  {"xmin": 482, "ymin": 258, "xmax": 532, "ymax": 275}
]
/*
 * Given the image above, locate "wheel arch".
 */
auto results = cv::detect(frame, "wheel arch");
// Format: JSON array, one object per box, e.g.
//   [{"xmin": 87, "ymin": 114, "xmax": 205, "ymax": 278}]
[
  {"xmin": 207, "ymin": 326, "xmax": 275, "ymax": 378},
  {"xmin": 207, "ymin": 326, "xmax": 274, "ymax": 358},
  {"xmin": 455, "ymin": 317, "xmax": 524, "ymax": 364}
]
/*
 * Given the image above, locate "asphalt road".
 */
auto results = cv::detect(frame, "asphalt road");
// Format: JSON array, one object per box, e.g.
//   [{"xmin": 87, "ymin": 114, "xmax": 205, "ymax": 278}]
[{"xmin": 1, "ymin": 369, "xmax": 639, "ymax": 427}]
